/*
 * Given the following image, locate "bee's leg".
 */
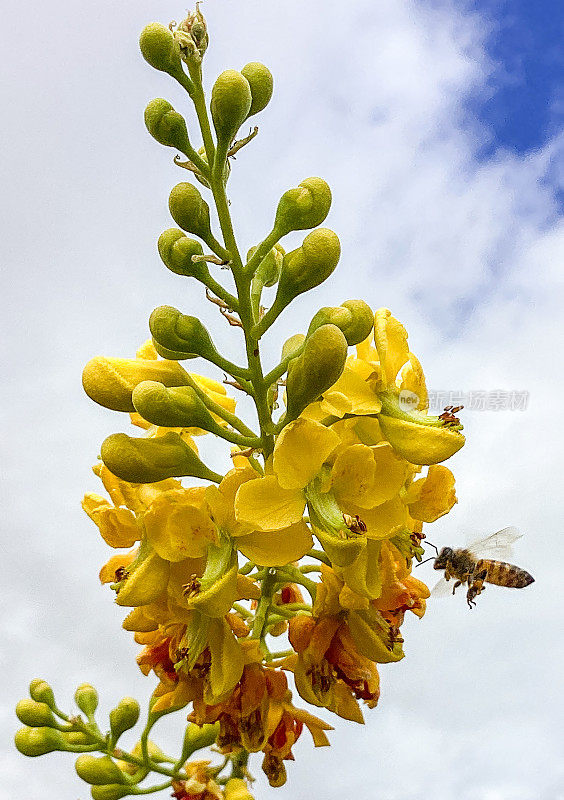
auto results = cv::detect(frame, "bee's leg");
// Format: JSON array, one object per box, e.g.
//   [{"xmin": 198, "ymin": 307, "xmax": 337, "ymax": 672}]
[
  {"xmin": 452, "ymin": 580, "xmax": 462, "ymax": 595},
  {"xmin": 466, "ymin": 570, "xmax": 487, "ymax": 609}
]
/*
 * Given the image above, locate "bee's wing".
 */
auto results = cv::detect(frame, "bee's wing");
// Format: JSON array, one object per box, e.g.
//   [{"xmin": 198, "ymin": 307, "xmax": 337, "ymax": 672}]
[
  {"xmin": 430, "ymin": 576, "xmax": 455, "ymax": 598},
  {"xmin": 467, "ymin": 526, "xmax": 522, "ymax": 559}
]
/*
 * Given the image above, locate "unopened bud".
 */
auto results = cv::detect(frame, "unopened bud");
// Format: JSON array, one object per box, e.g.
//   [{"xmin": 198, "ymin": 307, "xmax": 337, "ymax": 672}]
[
  {"xmin": 248, "ymin": 243, "xmax": 284, "ymax": 288},
  {"xmin": 149, "ymin": 306, "xmax": 219, "ymax": 363},
  {"xmin": 90, "ymin": 786, "xmax": 130, "ymax": 800},
  {"xmin": 181, "ymin": 722, "xmax": 220, "ymax": 758},
  {"xmin": 144, "ymin": 99, "xmax": 190, "ymax": 153},
  {"xmin": 225, "ymin": 777, "xmax": 255, "ymax": 800},
  {"xmin": 109, "ymin": 697, "xmax": 140, "ymax": 741},
  {"xmin": 276, "ymin": 228, "xmax": 340, "ymax": 305},
  {"xmin": 139, "ymin": 23, "xmax": 183, "ymax": 78},
  {"xmin": 101, "ymin": 431, "xmax": 221, "ymax": 484},
  {"xmin": 285, "ymin": 324, "xmax": 348, "ymax": 420},
  {"xmin": 82, "ymin": 356, "xmax": 188, "ymax": 412},
  {"xmin": 75, "ymin": 754, "xmax": 129, "ymax": 786},
  {"xmin": 308, "ymin": 299, "xmax": 373, "ymax": 346},
  {"xmin": 169, "ymin": 182, "xmax": 213, "ymax": 245},
  {"xmin": 274, "ymin": 177, "xmax": 332, "ymax": 237},
  {"xmin": 132, "ymin": 382, "xmax": 217, "ymax": 432},
  {"xmin": 15, "ymin": 726, "xmax": 66, "ymax": 757},
  {"xmin": 29, "ymin": 680, "xmax": 55, "ymax": 708},
  {"xmin": 241, "ymin": 62, "xmax": 273, "ymax": 117},
  {"xmin": 74, "ymin": 684, "xmax": 98, "ymax": 718},
  {"xmin": 158, "ymin": 229, "xmax": 206, "ymax": 278},
  {"xmin": 211, "ymin": 70, "xmax": 252, "ymax": 147},
  {"xmin": 16, "ymin": 699, "xmax": 57, "ymax": 728}
]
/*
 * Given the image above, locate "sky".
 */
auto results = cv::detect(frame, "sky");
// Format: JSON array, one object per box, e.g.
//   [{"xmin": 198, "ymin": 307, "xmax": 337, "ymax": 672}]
[{"xmin": 1, "ymin": 1, "xmax": 563, "ymax": 799}]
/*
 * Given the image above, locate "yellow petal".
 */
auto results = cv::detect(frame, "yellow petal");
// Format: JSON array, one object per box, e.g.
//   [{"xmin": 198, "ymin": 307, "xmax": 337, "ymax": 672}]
[
  {"xmin": 99, "ymin": 550, "xmax": 137, "ymax": 584},
  {"xmin": 273, "ymin": 418, "xmax": 340, "ymax": 490},
  {"xmin": 378, "ymin": 414, "xmax": 465, "ymax": 465},
  {"xmin": 407, "ymin": 465, "xmax": 457, "ymax": 522},
  {"xmin": 400, "ymin": 353, "xmax": 428, "ymax": 410},
  {"xmin": 144, "ymin": 489, "xmax": 218, "ymax": 561},
  {"xmin": 373, "ymin": 309, "xmax": 409, "ymax": 386},
  {"xmin": 321, "ymin": 367, "xmax": 382, "ymax": 417},
  {"xmin": 235, "ymin": 475, "xmax": 305, "ymax": 531},
  {"xmin": 116, "ymin": 551, "xmax": 170, "ymax": 607},
  {"xmin": 206, "ymin": 467, "xmax": 256, "ymax": 537},
  {"xmin": 205, "ymin": 618, "xmax": 245, "ymax": 703},
  {"xmin": 82, "ymin": 494, "xmax": 140, "ymax": 548},
  {"xmin": 327, "ymin": 681, "xmax": 364, "ymax": 724},
  {"xmin": 340, "ymin": 539, "xmax": 382, "ymax": 599},
  {"xmin": 236, "ymin": 522, "xmax": 313, "ymax": 567},
  {"xmin": 331, "ymin": 445, "xmax": 375, "ymax": 506},
  {"xmin": 351, "ymin": 496, "xmax": 407, "ymax": 540}
]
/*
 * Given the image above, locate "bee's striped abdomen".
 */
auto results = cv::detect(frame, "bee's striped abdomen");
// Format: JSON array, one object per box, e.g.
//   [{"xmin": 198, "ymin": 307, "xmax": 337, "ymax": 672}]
[{"xmin": 476, "ymin": 559, "xmax": 534, "ymax": 588}]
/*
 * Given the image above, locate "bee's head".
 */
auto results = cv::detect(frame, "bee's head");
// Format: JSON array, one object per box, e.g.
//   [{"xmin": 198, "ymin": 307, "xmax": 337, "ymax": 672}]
[{"xmin": 433, "ymin": 547, "xmax": 453, "ymax": 569}]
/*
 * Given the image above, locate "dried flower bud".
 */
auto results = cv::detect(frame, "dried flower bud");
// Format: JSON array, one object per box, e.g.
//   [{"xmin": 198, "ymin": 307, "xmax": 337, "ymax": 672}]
[
  {"xmin": 100, "ymin": 431, "xmax": 221, "ymax": 484},
  {"xmin": 144, "ymin": 99, "xmax": 190, "ymax": 153},
  {"xmin": 274, "ymin": 177, "xmax": 332, "ymax": 236},
  {"xmin": 210, "ymin": 70, "xmax": 252, "ymax": 147},
  {"xmin": 241, "ymin": 62, "xmax": 273, "ymax": 117}
]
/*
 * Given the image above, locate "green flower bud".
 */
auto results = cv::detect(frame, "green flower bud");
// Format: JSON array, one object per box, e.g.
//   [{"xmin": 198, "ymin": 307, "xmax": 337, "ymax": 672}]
[
  {"xmin": 307, "ymin": 299, "xmax": 374, "ymax": 346},
  {"xmin": 149, "ymin": 306, "xmax": 218, "ymax": 362},
  {"xmin": 90, "ymin": 786, "xmax": 130, "ymax": 800},
  {"xmin": 274, "ymin": 177, "xmax": 332, "ymax": 236},
  {"xmin": 181, "ymin": 722, "xmax": 220, "ymax": 758},
  {"xmin": 101, "ymin": 432, "xmax": 221, "ymax": 484},
  {"xmin": 144, "ymin": 99, "xmax": 190, "ymax": 153},
  {"xmin": 158, "ymin": 228, "xmax": 206, "ymax": 278},
  {"xmin": 281, "ymin": 333, "xmax": 305, "ymax": 362},
  {"xmin": 16, "ymin": 699, "xmax": 57, "ymax": 728},
  {"xmin": 210, "ymin": 70, "xmax": 252, "ymax": 146},
  {"xmin": 109, "ymin": 697, "xmax": 140, "ymax": 741},
  {"xmin": 341, "ymin": 299, "xmax": 374, "ymax": 344},
  {"xmin": 15, "ymin": 726, "xmax": 66, "ymax": 757},
  {"xmin": 74, "ymin": 684, "xmax": 98, "ymax": 717},
  {"xmin": 132, "ymin": 382, "xmax": 217, "ymax": 432},
  {"xmin": 275, "ymin": 228, "xmax": 340, "ymax": 305},
  {"xmin": 75, "ymin": 755, "xmax": 129, "ymax": 786},
  {"xmin": 29, "ymin": 680, "xmax": 55, "ymax": 708},
  {"xmin": 169, "ymin": 182, "xmax": 213, "ymax": 244},
  {"xmin": 63, "ymin": 731, "xmax": 93, "ymax": 746},
  {"xmin": 241, "ymin": 62, "xmax": 273, "ymax": 117},
  {"xmin": 82, "ymin": 356, "xmax": 189, "ymax": 412},
  {"xmin": 248, "ymin": 243, "xmax": 284, "ymax": 288},
  {"xmin": 285, "ymin": 324, "xmax": 348, "ymax": 420},
  {"xmin": 139, "ymin": 23, "xmax": 183, "ymax": 78}
]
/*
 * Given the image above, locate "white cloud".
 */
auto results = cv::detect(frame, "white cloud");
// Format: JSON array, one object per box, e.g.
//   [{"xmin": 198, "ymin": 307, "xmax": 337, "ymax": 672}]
[{"xmin": 2, "ymin": 0, "xmax": 563, "ymax": 798}]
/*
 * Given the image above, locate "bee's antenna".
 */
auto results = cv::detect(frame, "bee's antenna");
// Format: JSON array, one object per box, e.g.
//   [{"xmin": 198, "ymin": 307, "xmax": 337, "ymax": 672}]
[
  {"xmin": 425, "ymin": 540, "xmax": 439, "ymax": 555},
  {"xmin": 415, "ymin": 556, "xmax": 436, "ymax": 567}
]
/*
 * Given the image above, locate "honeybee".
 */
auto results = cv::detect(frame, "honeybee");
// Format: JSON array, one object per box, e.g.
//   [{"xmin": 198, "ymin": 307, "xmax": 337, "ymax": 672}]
[{"xmin": 428, "ymin": 527, "xmax": 534, "ymax": 608}]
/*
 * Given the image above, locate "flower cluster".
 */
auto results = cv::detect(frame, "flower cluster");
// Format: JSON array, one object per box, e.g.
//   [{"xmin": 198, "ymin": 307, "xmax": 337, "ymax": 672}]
[{"xmin": 15, "ymin": 8, "xmax": 465, "ymax": 799}]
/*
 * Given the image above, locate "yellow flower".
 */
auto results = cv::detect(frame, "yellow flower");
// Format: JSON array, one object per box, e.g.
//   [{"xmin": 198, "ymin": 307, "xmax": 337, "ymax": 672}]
[
  {"xmin": 207, "ymin": 423, "xmax": 341, "ymax": 567},
  {"xmin": 144, "ymin": 486, "xmax": 218, "ymax": 560},
  {"xmin": 232, "ymin": 418, "xmax": 339, "ymax": 539}
]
